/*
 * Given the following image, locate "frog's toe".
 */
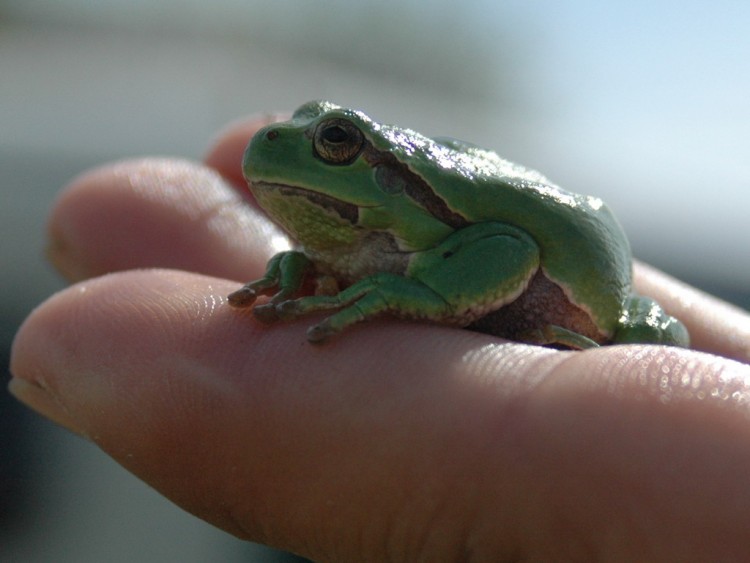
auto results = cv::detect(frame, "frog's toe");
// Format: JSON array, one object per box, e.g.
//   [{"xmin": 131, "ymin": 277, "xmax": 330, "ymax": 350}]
[
  {"xmin": 227, "ymin": 286, "xmax": 258, "ymax": 308},
  {"xmin": 307, "ymin": 321, "xmax": 336, "ymax": 343},
  {"xmin": 276, "ymin": 300, "xmax": 303, "ymax": 321},
  {"xmin": 253, "ymin": 303, "xmax": 280, "ymax": 324}
]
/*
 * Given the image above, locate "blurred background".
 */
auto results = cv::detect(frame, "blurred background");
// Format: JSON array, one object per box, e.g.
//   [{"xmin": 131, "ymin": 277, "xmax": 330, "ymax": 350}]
[{"xmin": 2, "ymin": 1, "xmax": 748, "ymax": 561}]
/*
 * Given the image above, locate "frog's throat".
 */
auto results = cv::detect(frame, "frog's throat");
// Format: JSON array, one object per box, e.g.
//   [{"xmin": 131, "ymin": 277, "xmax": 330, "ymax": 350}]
[{"xmin": 251, "ymin": 182, "xmax": 359, "ymax": 224}]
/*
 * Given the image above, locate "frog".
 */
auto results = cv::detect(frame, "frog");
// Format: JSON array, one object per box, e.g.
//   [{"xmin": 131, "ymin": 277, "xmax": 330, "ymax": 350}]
[{"xmin": 228, "ymin": 101, "xmax": 689, "ymax": 349}]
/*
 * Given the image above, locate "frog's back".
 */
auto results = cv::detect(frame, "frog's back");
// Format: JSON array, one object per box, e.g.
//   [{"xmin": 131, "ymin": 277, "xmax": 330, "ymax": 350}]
[{"xmin": 378, "ymin": 131, "xmax": 632, "ymax": 336}]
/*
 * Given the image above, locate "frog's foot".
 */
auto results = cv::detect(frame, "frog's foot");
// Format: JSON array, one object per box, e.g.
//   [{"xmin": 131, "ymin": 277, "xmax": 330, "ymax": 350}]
[
  {"xmin": 228, "ymin": 275, "xmax": 281, "ymax": 308},
  {"xmin": 613, "ymin": 296, "xmax": 690, "ymax": 347},
  {"xmin": 229, "ymin": 279, "xmax": 282, "ymax": 309},
  {"xmin": 251, "ymin": 303, "xmax": 280, "ymax": 323},
  {"xmin": 229, "ymin": 250, "xmax": 312, "ymax": 310},
  {"xmin": 521, "ymin": 325, "xmax": 601, "ymax": 350},
  {"xmin": 227, "ymin": 285, "xmax": 259, "ymax": 308},
  {"xmin": 306, "ymin": 317, "xmax": 350, "ymax": 343},
  {"xmin": 250, "ymin": 285, "xmax": 311, "ymax": 323},
  {"xmin": 274, "ymin": 295, "xmax": 340, "ymax": 321},
  {"xmin": 271, "ymin": 273, "xmax": 452, "ymax": 343}
]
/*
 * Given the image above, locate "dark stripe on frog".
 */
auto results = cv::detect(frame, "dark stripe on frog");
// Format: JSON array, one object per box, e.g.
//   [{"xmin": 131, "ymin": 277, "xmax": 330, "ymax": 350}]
[
  {"xmin": 276, "ymin": 185, "xmax": 359, "ymax": 224},
  {"xmin": 362, "ymin": 143, "xmax": 470, "ymax": 229}
]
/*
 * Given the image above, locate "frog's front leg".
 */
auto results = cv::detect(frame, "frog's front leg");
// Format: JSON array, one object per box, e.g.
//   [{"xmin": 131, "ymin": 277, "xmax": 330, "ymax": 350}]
[
  {"xmin": 279, "ymin": 222, "xmax": 542, "ymax": 342},
  {"xmin": 227, "ymin": 250, "xmax": 312, "ymax": 321}
]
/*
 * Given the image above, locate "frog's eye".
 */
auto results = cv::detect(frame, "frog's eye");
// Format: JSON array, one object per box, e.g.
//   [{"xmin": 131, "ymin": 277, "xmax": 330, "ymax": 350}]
[{"xmin": 313, "ymin": 119, "xmax": 364, "ymax": 165}]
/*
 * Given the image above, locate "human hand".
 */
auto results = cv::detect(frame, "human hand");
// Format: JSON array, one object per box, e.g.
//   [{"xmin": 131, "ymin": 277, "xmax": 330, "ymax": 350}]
[{"xmin": 10, "ymin": 116, "xmax": 750, "ymax": 561}]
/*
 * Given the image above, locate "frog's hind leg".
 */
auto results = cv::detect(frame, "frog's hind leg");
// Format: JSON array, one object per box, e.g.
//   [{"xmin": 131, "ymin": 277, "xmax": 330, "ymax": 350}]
[
  {"xmin": 288, "ymin": 221, "xmax": 543, "ymax": 343},
  {"xmin": 299, "ymin": 272, "xmax": 455, "ymax": 342},
  {"xmin": 613, "ymin": 295, "xmax": 690, "ymax": 347},
  {"xmin": 521, "ymin": 325, "xmax": 600, "ymax": 350}
]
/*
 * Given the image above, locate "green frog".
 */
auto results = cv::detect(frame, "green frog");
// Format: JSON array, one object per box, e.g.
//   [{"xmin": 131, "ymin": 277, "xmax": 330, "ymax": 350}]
[{"xmin": 228, "ymin": 101, "xmax": 689, "ymax": 348}]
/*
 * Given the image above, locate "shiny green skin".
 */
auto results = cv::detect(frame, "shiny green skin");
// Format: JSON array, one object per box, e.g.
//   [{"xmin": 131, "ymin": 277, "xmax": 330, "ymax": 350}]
[{"xmin": 228, "ymin": 101, "xmax": 689, "ymax": 348}]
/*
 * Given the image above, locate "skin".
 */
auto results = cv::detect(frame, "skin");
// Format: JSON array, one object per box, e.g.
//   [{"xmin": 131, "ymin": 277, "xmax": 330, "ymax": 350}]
[{"xmin": 9, "ymin": 115, "xmax": 750, "ymax": 562}]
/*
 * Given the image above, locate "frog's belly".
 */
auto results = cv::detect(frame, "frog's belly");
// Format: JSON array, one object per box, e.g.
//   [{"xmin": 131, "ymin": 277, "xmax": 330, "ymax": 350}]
[
  {"xmin": 468, "ymin": 270, "xmax": 607, "ymax": 344},
  {"xmin": 306, "ymin": 231, "xmax": 410, "ymax": 283}
]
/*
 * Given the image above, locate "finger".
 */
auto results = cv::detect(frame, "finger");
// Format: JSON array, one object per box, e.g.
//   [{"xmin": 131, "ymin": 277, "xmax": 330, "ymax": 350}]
[
  {"xmin": 14, "ymin": 269, "xmax": 549, "ymax": 554},
  {"xmin": 47, "ymin": 159, "xmax": 288, "ymax": 282},
  {"xmin": 634, "ymin": 262, "xmax": 750, "ymax": 363},
  {"xmin": 10, "ymin": 269, "xmax": 750, "ymax": 560},
  {"xmin": 203, "ymin": 114, "xmax": 288, "ymax": 196}
]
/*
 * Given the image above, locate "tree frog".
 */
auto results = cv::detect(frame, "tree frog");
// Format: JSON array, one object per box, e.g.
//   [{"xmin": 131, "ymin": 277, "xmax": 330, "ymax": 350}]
[{"xmin": 228, "ymin": 101, "xmax": 689, "ymax": 349}]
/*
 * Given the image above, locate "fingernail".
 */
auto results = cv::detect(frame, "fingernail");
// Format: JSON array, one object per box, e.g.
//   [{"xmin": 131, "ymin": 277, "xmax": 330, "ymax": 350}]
[
  {"xmin": 8, "ymin": 377, "xmax": 87, "ymax": 437},
  {"xmin": 46, "ymin": 223, "xmax": 89, "ymax": 282}
]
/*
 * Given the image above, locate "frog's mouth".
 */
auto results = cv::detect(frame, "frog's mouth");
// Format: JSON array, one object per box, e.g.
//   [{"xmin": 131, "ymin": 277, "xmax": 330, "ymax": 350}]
[{"xmin": 250, "ymin": 181, "xmax": 360, "ymax": 224}]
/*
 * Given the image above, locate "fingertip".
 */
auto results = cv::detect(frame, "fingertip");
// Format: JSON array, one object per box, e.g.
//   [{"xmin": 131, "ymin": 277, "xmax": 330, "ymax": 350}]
[
  {"xmin": 8, "ymin": 377, "xmax": 86, "ymax": 436},
  {"xmin": 8, "ymin": 278, "xmax": 82, "ymax": 410},
  {"xmin": 9, "ymin": 270, "xmax": 230, "ymax": 424},
  {"xmin": 46, "ymin": 158, "xmax": 278, "ymax": 282}
]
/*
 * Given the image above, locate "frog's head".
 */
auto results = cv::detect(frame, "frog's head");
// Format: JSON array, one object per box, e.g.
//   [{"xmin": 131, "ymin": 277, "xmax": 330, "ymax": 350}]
[{"xmin": 243, "ymin": 101, "xmax": 460, "ymax": 252}]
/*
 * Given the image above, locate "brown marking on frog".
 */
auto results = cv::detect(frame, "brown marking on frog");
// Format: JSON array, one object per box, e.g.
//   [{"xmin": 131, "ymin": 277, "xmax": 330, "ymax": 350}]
[{"xmin": 469, "ymin": 270, "xmax": 606, "ymax": 344}]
